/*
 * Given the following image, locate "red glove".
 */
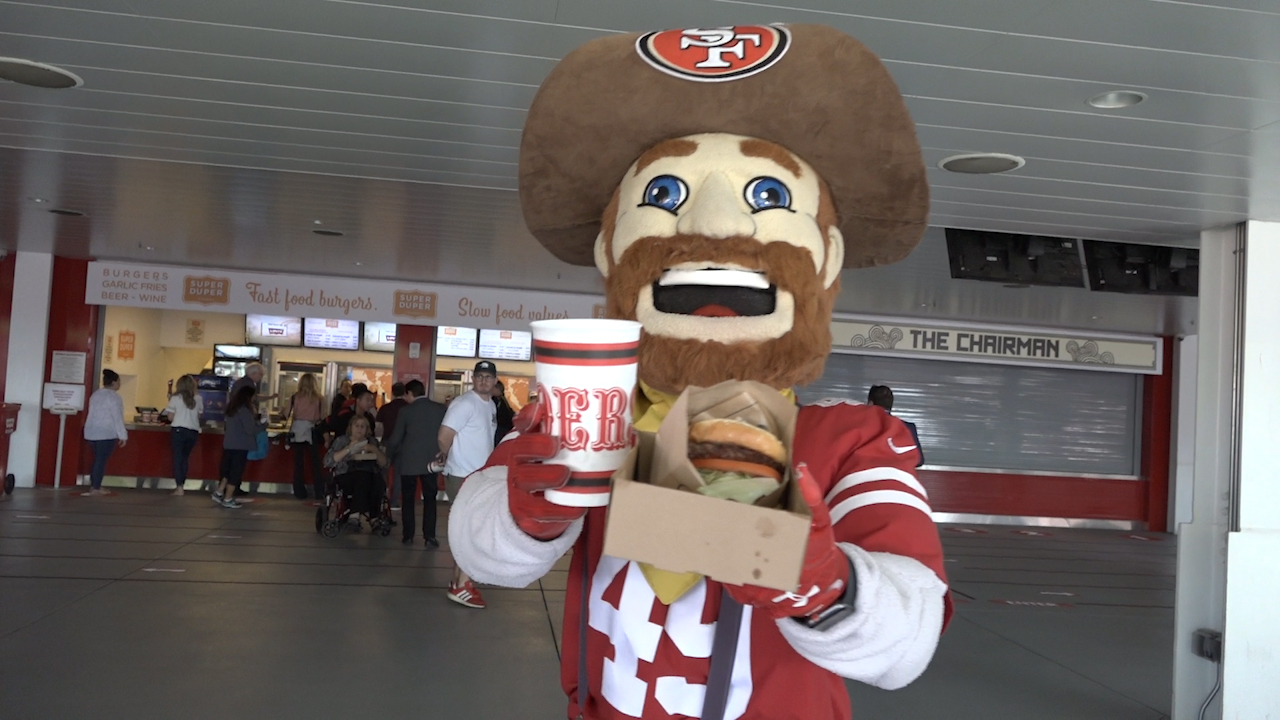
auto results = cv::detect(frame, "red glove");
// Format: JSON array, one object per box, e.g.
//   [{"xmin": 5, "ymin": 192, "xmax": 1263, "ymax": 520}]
[
  {"xmin": 490, "ymin": 403, "xmax": 582, "ymax": 541},
  {"xmin": 724, "ymin": 463, "xmax": 851, "ymax": 620}
]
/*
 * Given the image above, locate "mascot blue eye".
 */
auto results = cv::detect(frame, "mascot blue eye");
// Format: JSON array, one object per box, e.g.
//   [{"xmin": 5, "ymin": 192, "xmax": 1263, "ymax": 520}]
[
  {"xmin": 744, "ymin": 177, "xmax": 792, "ymax": 212},
  {"xmin": 641, "ymin": 175, "xmax": 688, "ymax": 214}
]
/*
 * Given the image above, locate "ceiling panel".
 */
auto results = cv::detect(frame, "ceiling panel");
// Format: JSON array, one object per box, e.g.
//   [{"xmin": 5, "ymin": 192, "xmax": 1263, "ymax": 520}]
[
  {"xmin": 886, "ymin": 61, "xmax": 1280, "ymax": 131},
  {"xmin": 974, "ymin": 35, "xmax": 1280, "ymax": 101},
  {"xmin": 0, "ymin": 34, "xmax": 544, "ymax": 108},
  {"xmin": 0, "ymin": 93, "xmax": 524, "ymax": 149},
  {"xmin": 921, "ymin": 150, "xmax": 1250, "ymax": 198},
  {"xmin": 916, "ymin": 125, "xmax": 1254, "ymax": 178},
  {"xmin": 929, "ymin": 185, "xmax": 1242, "ymax": 227},
  {"xmin": 5, "ymin": 0, "xmax": 1274, "ymax": 337},
  {"xmin": 1017, "ymin": 0, "xmax": 1280, "ymax": 62},
  {"xmin": 924, "ymin": 168, "xmax": 1249, "ymax": 214},
  {"xmin": 904, "ymin": 97, "xmax": 1243, "ymax": 151}
]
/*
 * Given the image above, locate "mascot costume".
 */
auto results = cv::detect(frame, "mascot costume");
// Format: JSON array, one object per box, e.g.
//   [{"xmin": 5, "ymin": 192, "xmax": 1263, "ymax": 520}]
[{"xmin": 449, "ymin": 24, "xmax": 951, "ymax": 720}]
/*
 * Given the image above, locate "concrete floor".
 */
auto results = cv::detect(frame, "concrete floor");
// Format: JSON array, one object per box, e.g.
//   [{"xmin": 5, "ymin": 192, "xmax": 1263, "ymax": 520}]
[{"xmin": 0, "ymin": 488, "xmax": 1173, "ymax": 719}]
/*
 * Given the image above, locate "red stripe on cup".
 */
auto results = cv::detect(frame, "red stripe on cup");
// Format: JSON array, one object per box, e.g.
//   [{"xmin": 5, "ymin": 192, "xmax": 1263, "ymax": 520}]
[
  {"xmin": 534, "ymin": 356, "xmax": 638, "ymax": 367},
  {"xmin": 534, "ymin": 340, "xmax": 640, "ymax": 352}
]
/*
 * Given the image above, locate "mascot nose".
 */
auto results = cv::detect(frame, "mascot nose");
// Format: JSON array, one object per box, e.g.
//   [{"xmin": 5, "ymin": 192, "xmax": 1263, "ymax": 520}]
[{"xmin": 677, "ymin": 172, "xmax": 756, "ymax": 239}]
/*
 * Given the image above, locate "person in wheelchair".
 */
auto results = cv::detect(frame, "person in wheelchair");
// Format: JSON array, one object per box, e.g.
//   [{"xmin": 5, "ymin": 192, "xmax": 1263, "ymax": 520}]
[{"xmin": 323, "ymin": 415, "xmax": 389, "ymax": 529}]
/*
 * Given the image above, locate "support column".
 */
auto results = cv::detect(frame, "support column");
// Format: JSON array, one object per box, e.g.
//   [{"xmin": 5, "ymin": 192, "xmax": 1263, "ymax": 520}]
[
  {"xmin": 1222, "ymin": 220, "xmax": 1280, "ymax": 716},
  {"xmin": 1173, "ymin": 222, "xmax": 1280, "ymax": 718},
  {"xmin": 2, "ymin": 251, "xmax": 54, "ymax": 488},
  {"xmin": 1171, "ymin": 227, "xmax": 1236, "ymax": 719},
  {"xmin": 36, "ymin": 257, "xmax": 98, "ymax": 487}
]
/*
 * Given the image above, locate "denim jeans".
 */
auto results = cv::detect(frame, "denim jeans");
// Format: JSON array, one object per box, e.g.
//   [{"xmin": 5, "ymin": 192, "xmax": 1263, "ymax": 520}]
[
  {"xmin": 170, "ymin": 428, "xmax": 199, "ymax": 487},
  {"xmin": 88, "ymin": 439, "xmax": 117, "ymax": 490}
]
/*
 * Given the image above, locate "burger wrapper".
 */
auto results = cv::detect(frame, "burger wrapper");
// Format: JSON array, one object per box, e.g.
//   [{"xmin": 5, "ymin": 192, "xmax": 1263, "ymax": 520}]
[{"xmin": 603, "ymin": 381, "xmax": 810, "ymax": 593}]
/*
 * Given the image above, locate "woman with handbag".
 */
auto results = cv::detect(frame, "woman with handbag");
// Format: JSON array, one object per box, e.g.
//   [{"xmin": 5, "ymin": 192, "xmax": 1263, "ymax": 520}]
[
  {"xmin": 212, "ymin": 386, "xmax": 263, "ymax": 509},
  {"xmin": 286, "ymin": 373, "xmax": 326, "ymax": 500}
]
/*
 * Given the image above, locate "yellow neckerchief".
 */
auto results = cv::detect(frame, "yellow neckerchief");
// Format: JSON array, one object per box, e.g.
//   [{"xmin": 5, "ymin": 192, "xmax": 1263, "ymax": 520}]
[{"xmin": 632, "ymin": 380, "xmax": 796, "ymax": 604}]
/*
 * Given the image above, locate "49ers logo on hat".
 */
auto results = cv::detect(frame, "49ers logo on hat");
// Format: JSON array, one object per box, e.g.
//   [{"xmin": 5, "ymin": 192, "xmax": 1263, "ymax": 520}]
[{"xmin": 636, "ymin": 25, "xmax": 791, "ymax": 82}]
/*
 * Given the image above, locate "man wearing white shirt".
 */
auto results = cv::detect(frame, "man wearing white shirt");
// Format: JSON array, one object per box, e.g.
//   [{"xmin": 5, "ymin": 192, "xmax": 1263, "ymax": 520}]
[{"xmin": 438, "ymin": 360, "xmax": 498, "ymax": 608}]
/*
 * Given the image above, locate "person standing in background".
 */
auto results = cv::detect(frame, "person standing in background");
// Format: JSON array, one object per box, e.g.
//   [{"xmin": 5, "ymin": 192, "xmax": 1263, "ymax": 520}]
[
  {"xmin": 330, "ymin": 386, "xmax": 376, "ymax": 439},
  {"xmin": 867, "ymin": 384, "xmax": 925, "ymax": 468},
  {"xmin": 375, "ymin": 382, "xmax": 409, "ymax": 508},
  {"xmin": 329, "ymin": 379, "xmax": 353, "ymax": 422},
  {"xmin": 161, "ymin": 374, "xmax": 202, "ymax": 496},
  {"xmin": 223, "ymin": 361, "xmax": 272, "ymax": 496},
  {"xmin": 386, "ymin": 380, "xmax": 447, "ymax": 547},
  {"xmin": 286, "ymin": 373, "xmax": 326, "ymax": 500},
  {"xmin": 82, "ymin": 369, "xmax": 128, "ymax": 497},
  {"xmin": 213, "ymin": 386, "xmax": 263, "ymax": 509},
  {"xmin": 438, "ymin": 361, "xmax": 498, "ymax": 608},
  {"xmin": 492, "ymin": 380, "xmax": 515, "ymax": 447}
]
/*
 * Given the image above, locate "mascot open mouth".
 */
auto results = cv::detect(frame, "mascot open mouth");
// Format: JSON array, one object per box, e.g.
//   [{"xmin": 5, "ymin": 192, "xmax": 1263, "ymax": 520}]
[{"xmin": 652, "ymin": 269, "xmax": 777, "ymax": 317}]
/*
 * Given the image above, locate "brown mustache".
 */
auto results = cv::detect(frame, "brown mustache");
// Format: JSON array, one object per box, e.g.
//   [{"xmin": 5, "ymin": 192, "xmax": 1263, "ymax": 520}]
[{"xmin": 605, "ymin": 233, "xmax": 829, "ymax": 319}]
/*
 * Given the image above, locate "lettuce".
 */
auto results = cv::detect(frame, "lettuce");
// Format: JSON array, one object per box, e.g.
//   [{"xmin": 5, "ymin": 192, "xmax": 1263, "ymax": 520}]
[{"xmin": 695, "ymin": 470, "xmax": 781, "ymax": 504}]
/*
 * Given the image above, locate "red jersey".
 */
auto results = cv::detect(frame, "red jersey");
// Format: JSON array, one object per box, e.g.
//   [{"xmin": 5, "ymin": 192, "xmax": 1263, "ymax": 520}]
[{"xmin": 558, "ymin": 400, "xmax": 949, "ymax": 720}]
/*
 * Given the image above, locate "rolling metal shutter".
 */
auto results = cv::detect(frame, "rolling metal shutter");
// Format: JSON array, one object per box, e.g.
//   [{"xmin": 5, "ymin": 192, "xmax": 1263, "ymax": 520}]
[{"xmin": 798, "ymin": 352, "xmax": 1141, "ymax": 476}]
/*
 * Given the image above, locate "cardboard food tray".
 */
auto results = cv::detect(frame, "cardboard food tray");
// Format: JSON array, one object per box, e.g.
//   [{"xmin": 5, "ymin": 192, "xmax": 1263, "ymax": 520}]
[{"xmin": 602, "ymin": 381, "xmax": 811, "ymax": 592}]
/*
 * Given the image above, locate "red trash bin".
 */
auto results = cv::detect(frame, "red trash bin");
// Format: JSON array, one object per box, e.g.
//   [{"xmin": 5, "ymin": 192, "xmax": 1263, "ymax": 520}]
[{"xmin": 0, "ymin": 403, "xmax": 20, "ymax": 494}]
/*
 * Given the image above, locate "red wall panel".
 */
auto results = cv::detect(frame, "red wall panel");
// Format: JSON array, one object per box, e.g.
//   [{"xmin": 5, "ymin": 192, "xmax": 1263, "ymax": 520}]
[
  {"xmin": 392, "ymin": 324, "xmax": 435, "ymax": 387},
  {"xmin": 920, "ymin": 469, "xmax": 1148, "ymax": 521},
  {"xmin": 36, "ymin": 257, "xmax": 99, "ymax": 487},
  {"xmin": 1141, "ymin": 337, "xmax": 1175, "ymax": 532}
]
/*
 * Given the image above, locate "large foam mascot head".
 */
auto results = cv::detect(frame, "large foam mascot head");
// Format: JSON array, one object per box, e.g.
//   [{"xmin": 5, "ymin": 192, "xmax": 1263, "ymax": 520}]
[{"xmin": 521, "ymin": 25, "xmax": 928, "ymax": 393}]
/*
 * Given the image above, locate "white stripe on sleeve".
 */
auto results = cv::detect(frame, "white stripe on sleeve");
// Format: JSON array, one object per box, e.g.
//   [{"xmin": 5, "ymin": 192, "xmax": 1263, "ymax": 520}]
[
  {"xmin": 825, "ymin": 467, "xmax": 929, "ymax": 504},
  {"xmin": 830, "ymin": 489, "xmax": 933, "ymax": 525}
]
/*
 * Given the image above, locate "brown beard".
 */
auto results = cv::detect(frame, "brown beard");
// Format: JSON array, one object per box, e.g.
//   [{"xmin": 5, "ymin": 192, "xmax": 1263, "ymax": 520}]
[{"xmin": 605, "ymin": 234, "xmax": 839, "ymax": 394}]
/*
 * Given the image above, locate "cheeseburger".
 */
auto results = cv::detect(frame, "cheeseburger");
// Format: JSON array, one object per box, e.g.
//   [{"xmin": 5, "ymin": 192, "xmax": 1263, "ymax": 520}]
[{"xmin": 688, "ymin": 418, "xmax": 787, "ymax": 504}]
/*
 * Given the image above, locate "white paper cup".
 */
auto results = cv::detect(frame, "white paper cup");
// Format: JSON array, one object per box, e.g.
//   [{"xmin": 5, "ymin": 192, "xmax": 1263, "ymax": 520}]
[{"xmin": 531, "ymin": 319, "xmax": 642, "ymax": 507}]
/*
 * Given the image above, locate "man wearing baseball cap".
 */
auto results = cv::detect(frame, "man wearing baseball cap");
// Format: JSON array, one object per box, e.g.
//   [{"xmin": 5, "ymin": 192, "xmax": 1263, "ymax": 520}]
[
  {"xmin": 437, "ymin": 360, "xmax": 499, "ymax": 608},
  {"xmin": 448, "ymin": 24, "xmax": 949, "ymax": 719}
]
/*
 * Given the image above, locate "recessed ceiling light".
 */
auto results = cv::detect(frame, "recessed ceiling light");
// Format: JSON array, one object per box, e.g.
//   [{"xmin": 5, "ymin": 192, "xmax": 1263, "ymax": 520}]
[
  {"xmin": 48, "ymin": 208, "xmax": 85, "ymax": 217},
  {"xmin": 1090, "ymin": 315, "xmax": 1100, "ymax": 320},
  {"xmin": 312, "ymin": 229, "xmax": 344, "ymax": 237},
  {"xmin": 353, "ymin": 261, "xmax": 364, "ymax": 266},
  {"xmin": 313, "ymin": 219, "xmax": 324, "ymax": 225},
  {"xmin": 29, "ymin": 197, "xmax": 47, "ymax": 204},
  {"xmin": 0, "ymin": 57, "xmax": 83, "ymax": 89},
  {"xmin": 939, "ymin": 153, "xmax": 1025, "ymax": 174},
  {"xmin": 1087, "ymin": 90, "xmax": 1146, "ymax": 109}
]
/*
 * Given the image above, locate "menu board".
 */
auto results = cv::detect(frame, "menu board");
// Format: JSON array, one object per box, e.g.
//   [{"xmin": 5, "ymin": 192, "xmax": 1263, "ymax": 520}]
[
  {"xmin": 479, "ymin": 329, "xmax": 532, "ymax": 362},
  {"xmin": 436, "ymin": 326, "xmax": 478, "ymax": 358},
  {"xmin": 246, "ymin": 314, "xmax": 302, "ymax": 346},
  {"xmin": 364, "ymin": 322, "xmax": 397, "ymax": 353},
  {"xmin": 304, "ymin": 318, "xmax": 361, "ymax": 351}
]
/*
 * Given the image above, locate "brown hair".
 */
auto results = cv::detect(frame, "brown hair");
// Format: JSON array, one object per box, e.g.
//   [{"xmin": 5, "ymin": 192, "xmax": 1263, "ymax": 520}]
[
  {"xmin": 175, "ymin": 375, "xmax": 197, "ymax": 410},
  {"xmin": 225, "ymin": 385, "xmax": 256, "ymax": 417}
]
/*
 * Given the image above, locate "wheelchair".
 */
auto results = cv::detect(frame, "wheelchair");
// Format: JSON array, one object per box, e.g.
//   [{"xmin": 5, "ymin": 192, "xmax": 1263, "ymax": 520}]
[{"xmin": 315, "ymin": 469, "xmax": 392, "ymax": 538}]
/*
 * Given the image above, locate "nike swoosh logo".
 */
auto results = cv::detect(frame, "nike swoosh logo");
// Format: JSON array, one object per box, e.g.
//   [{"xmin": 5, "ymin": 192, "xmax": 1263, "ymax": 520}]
[{"xmin": 888, "ymin": 438, "xmax": 918, "ymax": 454}]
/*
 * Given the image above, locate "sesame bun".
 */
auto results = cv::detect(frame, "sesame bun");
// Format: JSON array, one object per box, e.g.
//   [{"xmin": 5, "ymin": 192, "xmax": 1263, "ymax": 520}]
[{"xmin": 688, "ymin": 418, "xmax": 786, "ymax": 466}]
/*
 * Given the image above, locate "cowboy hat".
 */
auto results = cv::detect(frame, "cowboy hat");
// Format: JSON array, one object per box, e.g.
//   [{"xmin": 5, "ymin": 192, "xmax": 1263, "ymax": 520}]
[{"xmin": 519, "ymin": 24, "xmax": 929, "ymax": 269}]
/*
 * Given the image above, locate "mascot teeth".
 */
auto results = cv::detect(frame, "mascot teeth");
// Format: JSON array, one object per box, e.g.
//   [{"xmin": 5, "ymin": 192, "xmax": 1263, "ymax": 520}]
[
  {"xmin": 653, "ymin": 269, "xmax": 777, "ymax": 317},
  {"xmin": 657, "ymin": 269, "xmax": 770, "ymax": 289}
]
